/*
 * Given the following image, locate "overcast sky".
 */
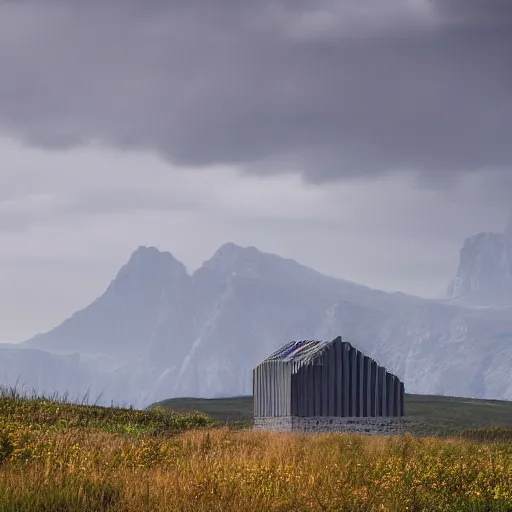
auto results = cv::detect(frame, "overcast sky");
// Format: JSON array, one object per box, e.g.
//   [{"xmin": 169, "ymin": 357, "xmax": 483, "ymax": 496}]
[{"xmin": 1, "ymin": 0, "xmax": 511, "ymax": 341}]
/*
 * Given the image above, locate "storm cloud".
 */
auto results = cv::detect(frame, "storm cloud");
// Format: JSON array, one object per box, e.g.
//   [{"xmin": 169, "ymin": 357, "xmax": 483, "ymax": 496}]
[{"xmin": 0, "ymin": 0, "xmax": 511, "ymax": 183}]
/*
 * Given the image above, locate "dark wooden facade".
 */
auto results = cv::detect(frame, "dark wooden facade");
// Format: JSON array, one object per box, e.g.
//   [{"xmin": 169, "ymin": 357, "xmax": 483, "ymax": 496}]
[{"xmin": 253, "ymin": 337, "xmax": 404, "ymax": 418}]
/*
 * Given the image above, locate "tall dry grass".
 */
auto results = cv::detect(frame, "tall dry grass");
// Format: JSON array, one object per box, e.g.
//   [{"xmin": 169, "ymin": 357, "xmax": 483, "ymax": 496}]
[{"xmin": 1, "ymin": 391, "xmax": 511, "ymax": 511}]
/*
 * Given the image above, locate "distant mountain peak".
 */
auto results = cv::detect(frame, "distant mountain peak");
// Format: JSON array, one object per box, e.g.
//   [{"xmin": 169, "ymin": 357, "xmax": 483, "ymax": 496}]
[
  {"xmin": 448, "ymin": 221, "xmax": 512, "ymax": 306},
  {"xmin": 23, "ymin": 245, "xmax": 191, "ymax": 357},
  {"xmin": 129, "ymin": 245, "xmax": 179, "ymax": 262},
  {"xmin": 215, "ymin": 242, "xmax": 258, "ymax": 256},
  {"xmin": 106, "ymin": 246, "xmax": 189, "ymax": 296},
  {"xmin": 198, "ymin": 243, "xmax": 263, "ymax": 274},
  {"xmin": 123, "ymin": 246, "xmax": 186, "ymax": 272}
]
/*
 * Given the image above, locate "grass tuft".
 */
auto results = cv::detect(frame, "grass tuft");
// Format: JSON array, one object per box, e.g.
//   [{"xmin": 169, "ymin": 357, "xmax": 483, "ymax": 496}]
[{"xmin": 1, "ymin": 389, "xmax": 512, "ymax": 510}]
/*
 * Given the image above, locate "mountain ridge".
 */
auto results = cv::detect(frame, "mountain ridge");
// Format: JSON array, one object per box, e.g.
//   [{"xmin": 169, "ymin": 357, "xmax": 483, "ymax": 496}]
[
  {"xmin": 10, "ymin": 237, "xmax": 512, "ymax": 407},
  {"xmin": 23, "ymin": 242, "xmax": 427, "ymax": 357}
]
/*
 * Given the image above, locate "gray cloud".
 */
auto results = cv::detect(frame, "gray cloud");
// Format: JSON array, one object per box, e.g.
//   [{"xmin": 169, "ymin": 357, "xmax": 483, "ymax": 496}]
[
  {"xmin": 435, "ymin": 0, "xmax": 512, "ymax": 25},
  {"xmin": 1, "ymin": 136, "xmax": 511, "ymax": 341},
  {"xmin": 0, "ymin": 0, "xmax": 511, "ymax": 183}
]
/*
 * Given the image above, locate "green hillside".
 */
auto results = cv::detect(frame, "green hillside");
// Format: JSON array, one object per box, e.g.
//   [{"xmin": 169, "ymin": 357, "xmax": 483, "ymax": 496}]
[{"xmin": 151, "ymin": 393, "xmax": 512, "ymax": 437}]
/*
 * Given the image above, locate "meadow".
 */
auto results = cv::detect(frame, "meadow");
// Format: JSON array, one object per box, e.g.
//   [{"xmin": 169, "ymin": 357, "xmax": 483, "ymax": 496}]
[
  {"xmin": 155, "ymin": 393, "xmax": 512, "ymax": 436},
  {"xmin": 1, "ymin": 388, "xmax": 512, "ymax": 511}
]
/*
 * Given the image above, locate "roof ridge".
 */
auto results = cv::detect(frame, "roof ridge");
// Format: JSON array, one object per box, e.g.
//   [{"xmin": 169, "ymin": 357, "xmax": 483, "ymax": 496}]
[{"xmin": 261, "ymin": 337, "xmax": 346, "ymax": 368}]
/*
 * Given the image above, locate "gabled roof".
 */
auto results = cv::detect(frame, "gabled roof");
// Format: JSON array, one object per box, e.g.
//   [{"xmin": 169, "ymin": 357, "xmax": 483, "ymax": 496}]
[{"xmin": 261, "ymin": 337, "xmax": 350, "ymax": 368}]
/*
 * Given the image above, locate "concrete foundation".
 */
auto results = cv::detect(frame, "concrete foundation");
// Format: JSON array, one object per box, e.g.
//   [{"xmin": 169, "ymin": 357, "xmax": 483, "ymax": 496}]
[{"xmin": 254, "ymin": 416, "xmax": 406, "ymax": 435}]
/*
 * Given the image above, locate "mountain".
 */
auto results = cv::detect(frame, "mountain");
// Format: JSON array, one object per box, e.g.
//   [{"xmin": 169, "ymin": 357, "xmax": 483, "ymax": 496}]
[
  {"xmin": 448, "ymin": 219, "xmax": 512, "ymax": 307},
  {"xmin": 7, "ymin": 241, "xmax": 512, "ymax": 407},
  {"xmin": 24, "ymin": 246, "xmax": 191, "ymax": 359},
  {"xmin": 0, "ymin": 346, "xmax": 96, "ymax": 400}
]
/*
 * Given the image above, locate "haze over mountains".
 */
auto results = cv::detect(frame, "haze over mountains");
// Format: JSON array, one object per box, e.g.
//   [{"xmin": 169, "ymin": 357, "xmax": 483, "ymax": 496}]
[
  {"xmin": 2, "ymin": 224, "xmax": 512, "ymax": 407},
  {"xmin": 449, "ymin": 219, "xmax": 512, "ymax": 307}
]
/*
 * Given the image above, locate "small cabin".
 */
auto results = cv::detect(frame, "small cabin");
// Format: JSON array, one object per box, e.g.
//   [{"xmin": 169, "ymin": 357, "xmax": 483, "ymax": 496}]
[{"xmin": 253, "ymin": 336, "xmax": 404, "ymax": 420}]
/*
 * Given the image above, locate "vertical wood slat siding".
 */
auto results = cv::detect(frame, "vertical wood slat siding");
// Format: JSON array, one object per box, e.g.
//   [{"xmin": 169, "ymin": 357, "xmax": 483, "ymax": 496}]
[
  {"xmin": 394, "ymin": 376, "xmax": 401, "ymax": 417},
  {"xmin": 261, "ymin": 364, "xmax": 264, "ymax": 417},
  {"xmin": 362, "ymin": 356, "xmax": 368, "ymax": 417},
  {"xmin": 286, "ymin": 363, "xmax": 291, "ymax": 416},
  {"xmin": 383, "ymin": 371, "xmax": 389, "ymax": 417},
  {"xmin": 262, "ymin": 364, "xmax": 266, "ymax": 416},
  {"xmin": 270, "ymin": 362, "xmax": 274, "ymax": 417},
  {"xmin": 304, "ymin": 365, "xmax": 311, "ymax": 417},
  {"xmin": 266, "ymin": 362, "xmax": 270, "ymax": 417},
  {"xmin": 365, "ymin": 356, "xmax": 372, "ymax": 417},
  {"xmin": 378, "ymin": 367, "xmax": 387, "ymax": 416},
  {"xmin": 298, "ymin": 367, "xmax": 303, "ymax": 417},
  {"xmin": 314, "ymin": 365, "xmax": 322, "ymax": 416},
  {"xmin": 275, "ymin": 362, "xmax": 280, "ymax": 417},
  {"xmin": 293, "ymin": 366, "xmax": 300, "ymax": 416},
  {"xmin": 253, "ymin": 367, "xmax": 257, "ymax": 417},
  {"xmin": 254, "ymin": 341, "xmax": 405, "ymax": 419},
  {"xmin": 280, "ymin": 363, "xmax": 286, "ymax": 416},
  {"xmin": 284, "ymin": 364, "xmax": 288, "ymax": 416},
  {"xmin": 355, "ymin": 349, "xmax": 360, "ymax": 417},
  {"xmin": 272, "ymin": 361, "xmax": 280, "ymax": 417},
  {"xmin": 294, "ymin": 368, "xmax": 300, "ymax": 417},
  {"xmin": 302, "ymin": 366, "xmax": 309, "ymax": 417},
  {"xmin": 280, "ymin": 363, "xmax": 283, "ymax": 417},
  {"xmin": 291, "ymin": 372, "xmax": 297, "ymax": 416},
  {"xmin": 328, "ymin": 346, "xmax": 336, "ymax": 416},
  {"xmin": 300, "ymin": 367, "xmax": 304, "ymax": 417},
  {"xmin": 321, "ymin": 355, "xmax": 329, "ymax": 416},
  {"xmin": 288, "ymin": 364, "xmax": 292, "ymax": 416},
  {"xmin": 356, "ymin": 351, "xmax": 364, "ymax": 417},
  {"xmin": 268, "ymin": 362, "xmax": 272, "ymax": 417},
  {"xmin": 311, "ymin": 364, "xmax": 317, "ymax": 417},
  {"xmin": 276, "ymin": 362, "xmax": 280, "ymax": 416},
  {"xmin": 369, "ymin": 360, "xmax": 376, "ymax": 417},
  {"xmin": 305, "ymin": 366, "xmax": 310, "ymax": 417},
  {"xmin": 311, "ymin": 364, "xmax": 317, "ymax": 416},
  {"xmin": 259, "ymin": 365, "xmax": 263, "ymax": 417},
  {"xmin": 284, "ymin": 363, "xmax": 288, "ymax": 416},
  {"xmin": 301, "ymin": 365, "xmax": 306, "ymax": 417},
  {"xmin": 342, "ymin": 344, "xmax": 350, "ymax": 416},
  {"xmin": 309, "ymin": 365, "xmax": 314, "ymax": 416},
  {"xmin": 348, "ymin": 351, "xmax": 354, "ymax": 417},
  {"xmin": 377, "ymin": 365, "xmax": 384, "ymax": 416},
  {"xmin": 375, "ymin": 364, "xmax": 381, "ymax": 416},
  {"xmin": 387, "ymin": 374, "xmax": 395, "ymax": 417},
  {"xmin": 361, "ymin": 353, "xmax": 366, "ymax": 417},
  {"xmin": 267, "ymin": 363, "xmax": 270, "ymax": 416},
  {"xmin": 335, "ymin": 340, "xmax": 343, "ymax": 416},
  {"xmin": 273, "ymin": 363, "xmax": 278, "ymax": 417},
  {"xmin": 259, "ymin": 363, "xmax": 264, "ymax": 417},
  {"xmin": 370, "ymin": 358, "xmax": 375, "ymax": 417},
  {"xmin": 295, "ymin": 368, "xmax": 301, "ymax": 417},
  {"xmin": 256, "ymin": 366, "xmax": 260, "ymax": 417},
  {"xmin": 385, "ymin": 373, "xmax": 390, "ymax": 417},
  {"xmin": 400, "ymin": 382, "xmax": 405, "ymax": 417},
  {"xmin": 275, "ymin": 362, "xmax": 279, "ymax": 417}
]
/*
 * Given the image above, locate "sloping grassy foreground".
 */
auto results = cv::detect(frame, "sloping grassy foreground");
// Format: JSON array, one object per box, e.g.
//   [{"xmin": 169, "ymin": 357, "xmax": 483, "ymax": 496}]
[{"xmin": 1, "ymin": 392, "xmax": 512, "ymax": 511}]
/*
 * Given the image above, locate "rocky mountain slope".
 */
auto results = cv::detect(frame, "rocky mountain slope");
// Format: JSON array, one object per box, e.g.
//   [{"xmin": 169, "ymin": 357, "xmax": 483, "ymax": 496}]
[
  {"xmin": 448, "ymin": 219, "xmax": 512, "ymax": 307},
  {"xmin": 4, "ymin": 239, "xmax": 512, "ymax": 407}
]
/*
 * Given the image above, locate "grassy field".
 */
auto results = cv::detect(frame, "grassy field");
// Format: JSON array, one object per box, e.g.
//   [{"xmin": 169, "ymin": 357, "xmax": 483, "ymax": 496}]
[
  {"xmin": 153, "ymin": 393, "xmax": 512, "ymax": 437},
  {"xmin": 2, "ymin": 388, "xmax": 512, "ymax": 511},
  {"xmin": 152, "ymin": 396, "xmax": 255, "ymax": 427}
]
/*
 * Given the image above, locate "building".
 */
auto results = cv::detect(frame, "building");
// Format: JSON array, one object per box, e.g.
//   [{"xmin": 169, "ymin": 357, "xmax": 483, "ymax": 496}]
[{"xmin": 253, "ymin": 336, "xmax": 405, "ymax": 433}]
